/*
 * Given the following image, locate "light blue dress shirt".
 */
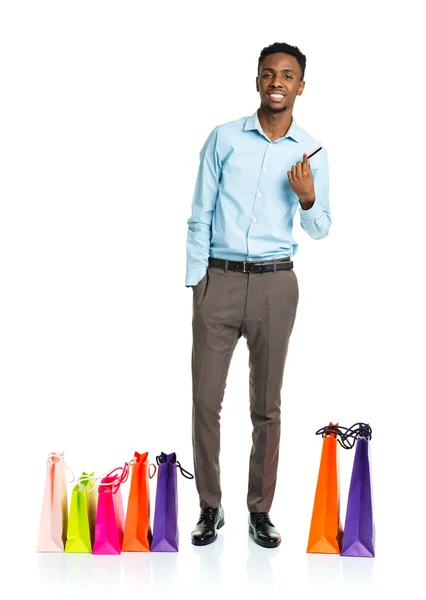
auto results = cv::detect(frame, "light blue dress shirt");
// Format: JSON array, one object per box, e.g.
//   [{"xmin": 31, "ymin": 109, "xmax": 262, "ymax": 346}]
[{"xmin": 185, "ymin": 109, "xmax": 331, "ymax": 287}]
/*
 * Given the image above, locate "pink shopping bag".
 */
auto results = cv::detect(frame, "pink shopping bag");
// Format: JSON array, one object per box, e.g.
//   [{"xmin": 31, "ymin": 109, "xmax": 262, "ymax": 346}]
[
  {"xmin": 36, "ymin": 452, "xmax": 71, "ymax": 552},
  {"xmin": 92, "ymin": 463, "xmax": 128, "ymax": 555}
]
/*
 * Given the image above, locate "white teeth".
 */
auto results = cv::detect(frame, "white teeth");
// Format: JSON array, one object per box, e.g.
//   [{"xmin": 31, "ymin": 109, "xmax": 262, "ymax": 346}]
[{"xmin": 269, "ymin": 94, "xmax": 284, "ymax": 98}]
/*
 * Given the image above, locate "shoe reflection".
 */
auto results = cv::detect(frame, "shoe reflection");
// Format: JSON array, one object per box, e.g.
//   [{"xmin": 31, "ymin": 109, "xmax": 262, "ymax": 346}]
[
  {"xmin": 192, "ymin": 531, "xmax": 225, "ymax": 590},
  {"xmin": 246, "ymin": 536, "xmax": 280, "ymax": 591}
]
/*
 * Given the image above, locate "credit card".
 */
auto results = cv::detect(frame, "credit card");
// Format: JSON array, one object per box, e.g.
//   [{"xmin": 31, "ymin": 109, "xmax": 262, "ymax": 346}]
[{"xmin": 306, "ymin": 141, "xmax": 322, "ymax": 159}]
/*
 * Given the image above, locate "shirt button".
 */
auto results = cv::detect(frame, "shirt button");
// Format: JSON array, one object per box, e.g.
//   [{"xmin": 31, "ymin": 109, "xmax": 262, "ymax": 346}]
[
  {"xmin": 263, "ymin": 167, "xmax": 267, "ymax": 172},
  {"xmin": 257, "ymin": 192, "xmax": 261, "ymax": 197},
  {"xmin": 247, "ymin": 258, "xmax": 252, "ymax": 261},
  {"xmin": 252, "ymin": 217, "xmax": 257, "ymax": 223}
]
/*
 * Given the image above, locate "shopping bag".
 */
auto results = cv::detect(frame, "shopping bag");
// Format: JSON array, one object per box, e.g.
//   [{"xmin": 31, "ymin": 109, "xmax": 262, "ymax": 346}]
[
  {"xmin": 122, "ymin": 451, "xmax": 156, "ymax": 552},
  {"xmin": 307, "ymin": 423, "xmax": 343, "ymax": 554},
  {"xmin": 92, "ymin": 463, "xmax": 128, "ymax": 555},
  {"xmin": 151, "ymin": 452, "xmax": 194, "ymax": 552},
  {"xmin": 36, "ymin": 452, "xmax": 71, "ymax": 552},
  {"xmin": 65, "ymin": 472, "xmax": 98, "ymax": 553},
  {"xmin": 341, "ymin": 423, "xmax": 375, "ymax": 557}
]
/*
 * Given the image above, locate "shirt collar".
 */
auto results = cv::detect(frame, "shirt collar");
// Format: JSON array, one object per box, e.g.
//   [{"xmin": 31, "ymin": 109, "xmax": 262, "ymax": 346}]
[{"xmin": 244, "ymin": 109, "xmax": 305, "ymax": 142}]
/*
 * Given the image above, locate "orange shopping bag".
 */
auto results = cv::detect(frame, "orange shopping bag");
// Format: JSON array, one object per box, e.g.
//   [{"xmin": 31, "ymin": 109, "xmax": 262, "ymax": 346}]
[
  {"xmin": 307, "ymin": 422, "xmax": 343, "ymax": 554},
  {"xmin": 122, "ymin": 451, "xmax": 157, "ymax": 551}
]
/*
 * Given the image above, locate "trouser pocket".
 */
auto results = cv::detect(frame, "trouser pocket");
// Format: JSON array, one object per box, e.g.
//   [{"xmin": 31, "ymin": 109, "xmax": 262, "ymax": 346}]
[{"xmin": 192, "ymin": 270, "xmax": 209, "ymax": 306}]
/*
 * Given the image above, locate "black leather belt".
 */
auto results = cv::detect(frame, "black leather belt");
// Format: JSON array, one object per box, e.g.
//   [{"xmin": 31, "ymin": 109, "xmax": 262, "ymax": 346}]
[{"xmin": 208, "ymin": 257, "xmax": 293, "ymax": 273}]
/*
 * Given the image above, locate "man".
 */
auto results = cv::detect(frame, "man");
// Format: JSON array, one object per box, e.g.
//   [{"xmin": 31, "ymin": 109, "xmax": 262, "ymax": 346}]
[{"xmin": 185, "ymin": 42, "xmax": 331, "ymax": 548}]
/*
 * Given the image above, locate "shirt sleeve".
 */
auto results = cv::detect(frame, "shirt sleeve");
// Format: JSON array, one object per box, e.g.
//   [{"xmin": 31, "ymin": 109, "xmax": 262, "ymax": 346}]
[
  {"xmin": 298, "ymin": 146, "xmax": 331, "ymax": 240},
  {"xmin": 185, "ymin": 126, "xmax": 221, "ymax": 287}
]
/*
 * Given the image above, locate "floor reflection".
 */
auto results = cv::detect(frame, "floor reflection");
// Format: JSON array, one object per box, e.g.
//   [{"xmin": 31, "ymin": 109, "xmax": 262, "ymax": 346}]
[
  {"xmin": 150, "ymin": 551, "xmax": 180, "ymax": 596},
  {"xmin": 37, "ymin": 553, "xmax": 123, "ymax": 591},
  {"xmin": 87, "ymin": 554, "xmax": 123, "ymax": 590},
  {"xmin": 246, "ymin": 536, "xmax": 280, "ymax": 592},
  {"xmin": 306, "ymin": 553, "xmax": 341, "ymax": 589},
  {"xmin": 341, "ymin": 555, "xmax": 374, "ymax": 589},
  {"xmin": 121, "ymin": 551, "xmax": 151, "ymax": 587},
  {"xmin": 192, "ymin": 531, "xmax": 224, "ymax": 591},
  {"xmin": 62, "ymin": 554, "xmax": 94, "ymax": 587},
  {"xmin": 37, "ymin": 553, "xmax": 67, "ymax": 589}
]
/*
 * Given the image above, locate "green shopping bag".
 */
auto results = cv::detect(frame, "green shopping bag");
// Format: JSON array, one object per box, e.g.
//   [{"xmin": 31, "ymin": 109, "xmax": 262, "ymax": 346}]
[{"xmin": 65, "ymin": 472, "xmax": 97, "ymax": 553}]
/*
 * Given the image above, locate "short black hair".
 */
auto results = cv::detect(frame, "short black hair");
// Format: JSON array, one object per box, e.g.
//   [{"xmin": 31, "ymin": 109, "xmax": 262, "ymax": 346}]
[{"xmin": 258, "ymin": 42, "xmax": 306, "ymax": 80}]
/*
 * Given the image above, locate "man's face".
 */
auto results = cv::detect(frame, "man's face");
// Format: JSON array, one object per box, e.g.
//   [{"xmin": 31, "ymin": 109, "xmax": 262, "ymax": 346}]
[{"xmin": 256, "ymin": 53, "xmax": 305, "ymax": 113}]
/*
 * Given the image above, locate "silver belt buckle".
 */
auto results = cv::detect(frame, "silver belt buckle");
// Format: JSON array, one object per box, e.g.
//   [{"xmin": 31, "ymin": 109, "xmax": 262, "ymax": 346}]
[{"xmin": 243, "ymin": 261, "xmax": 248, "ymax": 273}]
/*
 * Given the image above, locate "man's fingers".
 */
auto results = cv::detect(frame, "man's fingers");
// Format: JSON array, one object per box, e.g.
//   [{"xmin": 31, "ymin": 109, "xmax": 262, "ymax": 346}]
[
  {"xmin": 302, "ymin": 153, "xmax": 308, "ymax": 176},
  {"xmin": 303, "ymin": 152, "xmax": 312, "ymax": 175},
  {"xmin": 289, "ymin": 154, "xmax": 311, "ymax": 181},
  {"xmin": 303, "ymin": 152, "xmax": 311, "ymax": 174}
]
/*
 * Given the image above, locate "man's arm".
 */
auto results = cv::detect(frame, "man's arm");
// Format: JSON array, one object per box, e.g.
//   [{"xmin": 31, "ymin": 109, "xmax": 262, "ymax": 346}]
[
  {"xmin": 185, "ymin": 126, "xmax": 221, "ymax": 287},
  {"xmin": 298, "ymin": 147, "xmax": 331, "ymax": 240}
]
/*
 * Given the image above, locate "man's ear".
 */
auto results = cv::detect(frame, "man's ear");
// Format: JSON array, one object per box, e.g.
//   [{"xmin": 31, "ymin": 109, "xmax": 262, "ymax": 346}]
[{"xmin": 256, "ymin": 77, "xmax": 259, "ymax": 92}]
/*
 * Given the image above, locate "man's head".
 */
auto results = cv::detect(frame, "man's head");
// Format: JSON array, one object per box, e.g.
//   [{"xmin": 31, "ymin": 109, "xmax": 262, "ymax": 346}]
[{"xmin": 256, "ymin": 42, "xmax": 306, "ymax": 114}]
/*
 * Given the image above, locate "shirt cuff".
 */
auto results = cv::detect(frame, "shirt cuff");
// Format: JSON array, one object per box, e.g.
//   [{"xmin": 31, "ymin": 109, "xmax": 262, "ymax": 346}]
[
  {"xmin": 299, "ymin": 199, "xmax": 324, "ymax": 223},
  {"xmin": 185, "ymin": 266, "xmax": 207, "ymax": 287}
]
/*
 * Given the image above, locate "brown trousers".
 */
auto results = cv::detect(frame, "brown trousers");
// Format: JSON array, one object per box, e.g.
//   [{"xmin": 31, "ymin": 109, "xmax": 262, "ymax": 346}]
[{"xmin": 191, "ymin": 261, "xmax": 299, "ymax": 513}]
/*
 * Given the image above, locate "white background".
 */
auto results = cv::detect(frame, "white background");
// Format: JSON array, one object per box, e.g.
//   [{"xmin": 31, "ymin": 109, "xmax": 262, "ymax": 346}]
[{"xmin": 1, "ymin": 1, "xmax": 425, "ymax": 598}]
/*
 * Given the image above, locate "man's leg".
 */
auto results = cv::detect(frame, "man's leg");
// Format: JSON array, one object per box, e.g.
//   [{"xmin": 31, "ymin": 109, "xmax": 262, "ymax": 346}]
[
  {"xmin": 242, "ymin": 268, "xmax": 299, "ymax": 514},
  {"xmin": 191, "ymin": 265, "xmax": 245, "ymax": 509}
]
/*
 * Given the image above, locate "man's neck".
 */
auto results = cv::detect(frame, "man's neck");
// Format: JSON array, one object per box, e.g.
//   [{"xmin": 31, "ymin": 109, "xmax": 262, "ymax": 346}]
[{"xmin": 257, "ymin": 107, "xmax": 293, "ymax": 141}]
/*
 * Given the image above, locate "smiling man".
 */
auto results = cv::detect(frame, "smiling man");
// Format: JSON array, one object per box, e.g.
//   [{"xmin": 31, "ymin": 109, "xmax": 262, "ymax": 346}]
[{"xmin": 186, "ymin": 42, "xmax": 331, "ymax": 548}]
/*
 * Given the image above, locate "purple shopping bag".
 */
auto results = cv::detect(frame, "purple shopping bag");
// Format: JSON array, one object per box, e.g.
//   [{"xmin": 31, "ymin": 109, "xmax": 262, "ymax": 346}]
[
  {"xmin": 341, "ymin": 423, "xmax": 375, "ymax": 557},
  {"xmin": 151, "ymin": 452, "xmax": 193, "ymax": 552}
]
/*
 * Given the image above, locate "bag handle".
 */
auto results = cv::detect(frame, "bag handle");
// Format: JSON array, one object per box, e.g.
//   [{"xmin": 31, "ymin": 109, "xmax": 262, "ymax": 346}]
[
  {"xmin": 104, "ymin": 462, "xmax": 129, "ymax": 492},
  {"xmin": 77, "ymin": 473, "xmax": 100, "ymax": 492},
  {"xmin": 128, "ymin": 454, "xmax": 157, "ymax": 479},
  {"xmin": 350, "ymin": 422, "xmax": 372, "ymax": 439},
  {"xmin": 315, "ymin": 422, "xmax": 372, "ymax": 449},
  {"xmin": 80, "ymin": 472, "xmax": 120, "ymax": 493},
  {"xmin": 155, "ymin": 452, "xmax": 194, "ymax": 479},
  {"xmin": 176, "ymin": 460, "xmax": 194, "ymax": 479},
  {"xmin": 83, "ymin": 463, "xmax": 129, "ymax": 494},
  {"xmin": 46, "ymin": 452, "xmax": 75, "ymax": 483}
]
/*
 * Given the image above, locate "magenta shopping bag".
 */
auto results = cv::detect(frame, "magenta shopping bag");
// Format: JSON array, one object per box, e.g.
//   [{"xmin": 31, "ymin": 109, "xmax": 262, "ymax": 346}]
[
  {"xmin": 151, "ymin": 452, "xmax": 194, "ymax": 552},
  {"xmin": 93, "ymin": 463, "xmax": 128, "ymax": 555},
  {"xmin": 341, "ymin": 423, "xmax": 375, "ymax": 557}
]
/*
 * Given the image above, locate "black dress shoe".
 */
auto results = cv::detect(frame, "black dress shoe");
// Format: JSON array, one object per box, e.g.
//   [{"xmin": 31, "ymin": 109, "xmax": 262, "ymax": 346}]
[
  {"xmin": 248, "ymin": 512, "xmax": 281, "ymax": 548},
  {"xmin": 191, "ymin": 505, "xmax": 225, "ymax": 546}
]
